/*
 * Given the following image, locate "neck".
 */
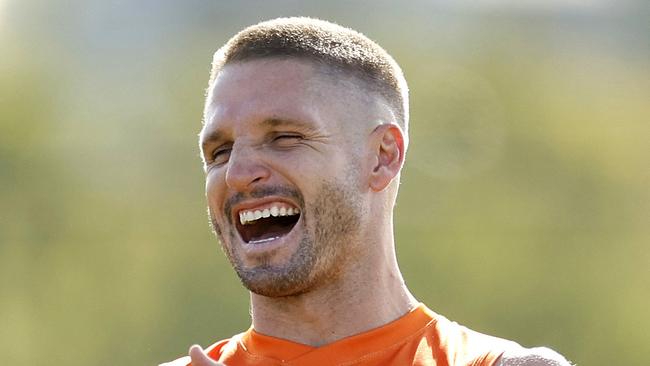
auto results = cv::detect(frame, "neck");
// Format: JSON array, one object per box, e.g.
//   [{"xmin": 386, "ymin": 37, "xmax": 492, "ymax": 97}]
[{"xmin": 249, "ymin": 224, "xmax": 418, "ymax": 346}]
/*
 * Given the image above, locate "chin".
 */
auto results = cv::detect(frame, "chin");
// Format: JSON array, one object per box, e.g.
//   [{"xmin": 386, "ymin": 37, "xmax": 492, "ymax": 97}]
[
  {"xmin": 236, "ymin": 265, "xmax": 315, "ymax": 298},
  {"xmin": 236, "ymin": 240, "xmax": 318, "ymax": 296}
]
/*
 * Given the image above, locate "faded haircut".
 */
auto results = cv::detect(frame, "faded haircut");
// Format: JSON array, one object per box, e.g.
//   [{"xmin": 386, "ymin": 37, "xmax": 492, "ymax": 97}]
[{"xmin": 207, "ymin": 17, "xmax": 409, "ymax": 132}]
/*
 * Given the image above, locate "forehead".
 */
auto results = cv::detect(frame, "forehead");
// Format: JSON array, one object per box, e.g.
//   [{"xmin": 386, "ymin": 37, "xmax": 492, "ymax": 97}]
[
  {"xmin": 213, "ymin": 58, "xmax": 320, "ymax": 98},
  {"xmin": 201, "ymin": 58, "xmax": 383, "ymax": 139},
  {"xmin": 204, "ymin": 59, "xmax": 330, "ymax": 128}
]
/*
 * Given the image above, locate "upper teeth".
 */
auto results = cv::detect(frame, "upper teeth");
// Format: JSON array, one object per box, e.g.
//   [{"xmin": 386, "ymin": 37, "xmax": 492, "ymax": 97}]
[{"xmin": 239, "ymin": 205, "xmax": 300, "ymax": 225}]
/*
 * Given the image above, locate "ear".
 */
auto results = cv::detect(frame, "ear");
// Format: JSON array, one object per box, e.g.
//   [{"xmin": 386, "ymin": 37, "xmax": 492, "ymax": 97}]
[{"xmin": 368, "ymin": 124, "xmax": 405, "ymax": 192}]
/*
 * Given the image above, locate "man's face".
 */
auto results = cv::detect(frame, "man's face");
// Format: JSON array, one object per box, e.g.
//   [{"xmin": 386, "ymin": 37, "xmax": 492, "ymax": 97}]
[{"xmin": 200, "ymin": 58, "xmax": 371, "ymax": 297}]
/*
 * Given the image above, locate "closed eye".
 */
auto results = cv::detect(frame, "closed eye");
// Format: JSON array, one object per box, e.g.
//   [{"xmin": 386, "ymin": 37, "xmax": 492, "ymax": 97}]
[
  {"xmin": 210, "ymin": 146, "xmax": 232, "ymax": 165},
  {"xmin": 271, "ymin": 134, "xmax": 303, "ymax": 147}
]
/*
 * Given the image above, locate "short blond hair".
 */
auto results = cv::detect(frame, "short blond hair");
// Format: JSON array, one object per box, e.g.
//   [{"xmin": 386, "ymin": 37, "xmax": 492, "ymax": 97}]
[{"xmin": 208, "ymin": 17, "xmax": 409, "ymax": 130}]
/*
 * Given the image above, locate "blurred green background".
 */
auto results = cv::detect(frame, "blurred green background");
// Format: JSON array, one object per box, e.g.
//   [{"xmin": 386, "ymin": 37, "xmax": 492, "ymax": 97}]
[{"xmin": 1, "ymin": 1, "xmax": 648, "ymax": 365}]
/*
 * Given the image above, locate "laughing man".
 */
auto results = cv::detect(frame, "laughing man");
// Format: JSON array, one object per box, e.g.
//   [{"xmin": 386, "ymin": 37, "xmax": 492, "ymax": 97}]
[{"xmin": 163, "ymin": 17, "xmax": 571, "ymax": 366}]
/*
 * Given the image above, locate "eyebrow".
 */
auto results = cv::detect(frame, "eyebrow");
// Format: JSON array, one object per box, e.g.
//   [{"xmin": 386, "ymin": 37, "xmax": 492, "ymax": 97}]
[
  {"xmin": 262, "ymin": 117, "xmax": 315, "ymax": 130},
  {"xmin": 200, "ymin": 117, "xmax": 316, "ymax": 150},
  {"xmin": 200, "ymin": 129, "xmax": 225, "ymax": 152}
]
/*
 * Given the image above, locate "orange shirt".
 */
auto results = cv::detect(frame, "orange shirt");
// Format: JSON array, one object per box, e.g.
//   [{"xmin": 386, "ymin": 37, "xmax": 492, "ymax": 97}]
[{"xmin": 167, "ymin": 304, "xmax": 518, "ymax": 366}]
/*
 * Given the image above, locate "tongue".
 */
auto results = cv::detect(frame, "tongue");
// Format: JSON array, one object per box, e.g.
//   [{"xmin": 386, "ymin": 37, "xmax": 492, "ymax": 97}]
[{"xmin": 245, "ymin": 216, "xmax": 298, "ymax": 243}]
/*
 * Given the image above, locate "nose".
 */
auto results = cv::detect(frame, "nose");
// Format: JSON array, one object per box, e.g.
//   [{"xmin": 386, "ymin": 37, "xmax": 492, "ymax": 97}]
[{"xmin": 225, "ymin": 143, "xmax": 271, "ymax": 192}]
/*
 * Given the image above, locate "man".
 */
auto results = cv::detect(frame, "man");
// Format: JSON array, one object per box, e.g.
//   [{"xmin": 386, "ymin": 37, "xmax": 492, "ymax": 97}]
[{"xmin": 163, "ymin": 17, "xmax": 571, "ymax": 366}]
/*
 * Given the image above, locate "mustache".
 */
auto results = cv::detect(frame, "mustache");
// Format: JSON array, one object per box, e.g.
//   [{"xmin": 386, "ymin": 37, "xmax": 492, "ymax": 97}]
[{"xmin": 223, "ymin": 186, "xmax": 305, "ymax": 224}]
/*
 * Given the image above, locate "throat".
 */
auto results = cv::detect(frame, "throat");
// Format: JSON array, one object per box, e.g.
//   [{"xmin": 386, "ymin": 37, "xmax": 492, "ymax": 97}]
[{"xmin": 249, "ymin": 268, "xmax": 419, "ymax": 346}]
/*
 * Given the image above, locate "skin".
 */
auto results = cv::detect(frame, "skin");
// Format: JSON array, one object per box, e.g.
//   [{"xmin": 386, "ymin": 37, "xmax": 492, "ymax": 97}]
[{"xmin": 185, "ymin": 57, "xmax": 571, "ymax": 366}]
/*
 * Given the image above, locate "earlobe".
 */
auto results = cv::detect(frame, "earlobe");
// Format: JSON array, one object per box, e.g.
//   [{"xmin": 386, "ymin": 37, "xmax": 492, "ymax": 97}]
[{"xmin": 369, "ymin": 124, "xmax": 405, "ymax": 192}]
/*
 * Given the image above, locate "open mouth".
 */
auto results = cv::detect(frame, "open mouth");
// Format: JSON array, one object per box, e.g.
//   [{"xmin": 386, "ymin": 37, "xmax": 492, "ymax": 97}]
[{"xmin": 235, "ymin": 204, "xmax": 301, "ymax": 243}]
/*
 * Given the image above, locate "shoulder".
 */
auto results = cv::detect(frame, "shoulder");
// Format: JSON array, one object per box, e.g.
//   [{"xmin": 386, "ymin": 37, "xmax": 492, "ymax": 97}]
[{"xmin": 495, "ymin": 346, "xmax": 573, "ymax": 366}]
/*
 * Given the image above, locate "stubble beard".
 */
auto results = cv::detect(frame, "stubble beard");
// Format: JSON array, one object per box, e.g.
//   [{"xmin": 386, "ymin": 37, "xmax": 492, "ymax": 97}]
[{"xmin": 210, "ymin": 178, "xmax": 363, "ymax": 298}]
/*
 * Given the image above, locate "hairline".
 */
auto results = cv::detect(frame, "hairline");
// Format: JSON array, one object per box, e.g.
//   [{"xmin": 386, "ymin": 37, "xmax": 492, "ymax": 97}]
[
  {"xmin": 206, "ymin": 55, "xmax": 401, "ymax": 126},
  {"xmin": 210, "ymin": 55, "xmax": 390, "ymax": 96}
]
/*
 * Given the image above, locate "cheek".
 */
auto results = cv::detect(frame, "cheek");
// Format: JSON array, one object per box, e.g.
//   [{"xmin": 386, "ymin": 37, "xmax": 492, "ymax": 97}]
[
  {"xmin": 297, "ymin": 158, "xmax": 350, "ymax": 188},
  {"xmin": 205, "ymin": 172, "xmax": 225, "ymax": 208}
]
